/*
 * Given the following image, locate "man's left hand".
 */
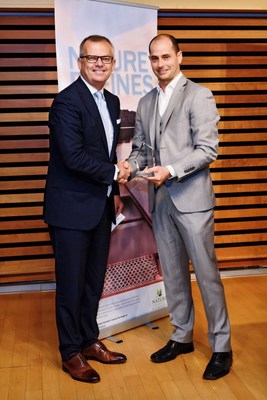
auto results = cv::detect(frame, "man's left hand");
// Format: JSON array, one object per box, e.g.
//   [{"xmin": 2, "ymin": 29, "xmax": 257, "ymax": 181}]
[{"xmin": 142, "ymin": 166, "xmax": 171, "ymax": 188}]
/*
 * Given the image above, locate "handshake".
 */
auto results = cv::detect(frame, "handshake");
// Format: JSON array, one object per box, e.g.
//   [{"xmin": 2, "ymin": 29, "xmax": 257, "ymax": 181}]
[{"xmin": 116, "ymin": 160, "xmax": 132, "ymax": 184}]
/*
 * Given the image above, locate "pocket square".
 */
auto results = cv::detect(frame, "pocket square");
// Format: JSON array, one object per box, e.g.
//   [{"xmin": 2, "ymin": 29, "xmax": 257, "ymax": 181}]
[{"xmin": 116, "ymin": 119, "xmax": 121, "ymax": 124}]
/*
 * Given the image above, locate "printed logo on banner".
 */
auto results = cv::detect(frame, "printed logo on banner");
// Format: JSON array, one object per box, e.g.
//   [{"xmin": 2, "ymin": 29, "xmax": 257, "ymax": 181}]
[{"xmin": 152, "ymin": 287, "xmax": 167, "ymax": 311}]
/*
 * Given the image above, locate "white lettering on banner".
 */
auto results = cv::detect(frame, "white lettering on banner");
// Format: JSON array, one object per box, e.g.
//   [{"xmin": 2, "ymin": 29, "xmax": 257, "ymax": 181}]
[
  {"xmin": 115, "ymin": 50, "xmax": 148, "ymax": 72},
  {"xmin": 108, "ymin": 74, "xmax": 153, "ymax": 96},
  {"xmin": 68, "ymin": 47, "xmax": 153, "ymax": 96}
]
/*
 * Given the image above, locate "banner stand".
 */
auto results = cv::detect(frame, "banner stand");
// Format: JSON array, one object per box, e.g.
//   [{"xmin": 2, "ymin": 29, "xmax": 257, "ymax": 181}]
[{"xmin": 54, "ymin": 0, "xmax": 168, "ymax": 339}]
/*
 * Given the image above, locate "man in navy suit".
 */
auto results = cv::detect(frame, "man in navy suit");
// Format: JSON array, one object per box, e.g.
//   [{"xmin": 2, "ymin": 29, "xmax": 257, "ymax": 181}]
[{"xmin": 44, "ymin": 35, "xmax": 129, "ymax": 383}]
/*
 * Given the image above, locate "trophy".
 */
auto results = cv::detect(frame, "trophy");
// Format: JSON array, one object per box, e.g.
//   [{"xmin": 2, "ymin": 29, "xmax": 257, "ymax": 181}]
[{"xmin": 134, "ymin": 142, "xmax": 155, "ymax": 177}]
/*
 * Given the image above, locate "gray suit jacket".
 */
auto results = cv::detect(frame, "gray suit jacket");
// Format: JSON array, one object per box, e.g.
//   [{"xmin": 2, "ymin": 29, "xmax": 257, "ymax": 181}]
[{"xmin": 128, "ymin": 74, "xmax": 220, "ymax": 213}]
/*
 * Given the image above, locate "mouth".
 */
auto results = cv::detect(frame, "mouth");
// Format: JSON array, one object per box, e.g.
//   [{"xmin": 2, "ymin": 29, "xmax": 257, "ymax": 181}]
[
  {"xmin": 158, "ymin": 69, "xmax": 168, "ymax": 75},
  {"xmin": 93, "ymin": 69, "xmax": 107, "ymax": 76},
  {"xmin": 93, "ymin": 68, "xmax": 107, "ymax": 72}
]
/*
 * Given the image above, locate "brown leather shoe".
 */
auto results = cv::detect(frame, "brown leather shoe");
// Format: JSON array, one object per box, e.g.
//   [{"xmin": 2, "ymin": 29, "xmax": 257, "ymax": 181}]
[
  {"xmin": 62, "ymin": 353, "xmax": 100, "ymax": 383},
  {"xmin": 82, "ymin": 341, "xmax": 127, "ymax": 364}
]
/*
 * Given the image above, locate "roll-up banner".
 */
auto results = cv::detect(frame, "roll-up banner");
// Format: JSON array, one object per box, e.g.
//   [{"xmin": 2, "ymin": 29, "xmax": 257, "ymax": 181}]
[{"xmin": 54, "ymin": 0, "xmax": 168, "ymax": 338}]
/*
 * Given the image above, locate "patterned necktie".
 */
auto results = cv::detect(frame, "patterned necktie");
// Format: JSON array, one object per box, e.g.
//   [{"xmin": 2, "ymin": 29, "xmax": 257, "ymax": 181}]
[{"xmin": 94, "ymin": 91, "xmax": 113, "ymax": 155}]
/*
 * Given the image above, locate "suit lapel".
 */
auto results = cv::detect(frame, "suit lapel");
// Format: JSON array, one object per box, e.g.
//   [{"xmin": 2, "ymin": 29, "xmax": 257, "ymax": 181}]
[
  {"xmin": 76, "ymin": 78, "xmax": 110, "ymax": 156},
  {"xmin": 160, "ymin": 75, "xmax": 187, "ymax": 134},
  {"xmin": 104, "ymin": 89, "xmax": 119, "ymax": 160},
  {"xmin": 148, "ymin": 88, "xmax": 159, "ymax": 149}
]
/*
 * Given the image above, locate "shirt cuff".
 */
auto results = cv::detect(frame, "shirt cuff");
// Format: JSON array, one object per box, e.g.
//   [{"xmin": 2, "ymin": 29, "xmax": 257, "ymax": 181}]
[
  {"xmin": 114, "ymin": 164, "xmax": 120, "ymax": 180},
  {"xmin": 166, "ymin": 165, "xmax": 177, "ymax": 178}
]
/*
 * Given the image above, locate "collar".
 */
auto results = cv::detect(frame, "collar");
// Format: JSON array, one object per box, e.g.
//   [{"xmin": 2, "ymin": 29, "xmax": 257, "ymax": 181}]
[
  {"xmin": 80, "ymin": 75, "xmax": 104, "ymax": 97},
  {"xmin": 157, "ymin": 72, "xmax": 183, "ymax": 94}
]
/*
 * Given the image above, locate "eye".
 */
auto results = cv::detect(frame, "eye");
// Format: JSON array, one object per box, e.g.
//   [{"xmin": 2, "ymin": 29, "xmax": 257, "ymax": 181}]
[
  {"xmin": 87, "ymin": 55, "xmax": 98, "ymax": 62},
  {"xmin": 102, "ymin": 56, "xmax": 113, "ymax": 63}
]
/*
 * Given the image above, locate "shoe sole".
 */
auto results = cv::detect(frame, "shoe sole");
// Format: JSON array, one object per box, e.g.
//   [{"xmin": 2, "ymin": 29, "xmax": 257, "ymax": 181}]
[
  {"xmin": 203, "ymin": 368, "xmax": 231, "ymax": 380},
  {"xmin": 62, "ymin": 365, "xmax": 100, "ymax": 383},
  {"xmin": 151, "ymin": 347, "xmax": 194, "ymax": 363},
  {"xmin": 82, "ymin": 355, "xmax": 127, "ymax": 364}
]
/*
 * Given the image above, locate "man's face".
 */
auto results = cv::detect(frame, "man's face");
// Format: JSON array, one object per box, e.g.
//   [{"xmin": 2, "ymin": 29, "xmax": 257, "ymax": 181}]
[
  {"xmin": 149, "ymin": 37, "xmax": 182, "ymax": 88},
  {"xmin": 78, "ymin": 39, "xmax": 115, "ymax": 90}
]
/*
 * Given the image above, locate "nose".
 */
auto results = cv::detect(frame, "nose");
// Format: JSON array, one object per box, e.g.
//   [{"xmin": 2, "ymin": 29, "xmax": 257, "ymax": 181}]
[
  {"xmin": 95, "ymin": 57, "xmax": 104, "ymax": 66},
  {"xmin": 157, "ymin": 57, "xmax": 164, "ymax": 68}
]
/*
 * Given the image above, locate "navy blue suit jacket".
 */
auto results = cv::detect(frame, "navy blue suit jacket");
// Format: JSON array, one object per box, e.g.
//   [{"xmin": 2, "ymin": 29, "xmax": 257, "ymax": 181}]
[{"xmin": 44, "ymin": 77, "xmax": 121, "ymax": 230}]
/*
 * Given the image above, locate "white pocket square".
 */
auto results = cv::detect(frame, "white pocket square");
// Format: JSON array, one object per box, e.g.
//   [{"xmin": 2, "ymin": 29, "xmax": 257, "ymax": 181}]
[{"xmin": 116, "ymin": 119, "xmax": 121, "ymax": 124}]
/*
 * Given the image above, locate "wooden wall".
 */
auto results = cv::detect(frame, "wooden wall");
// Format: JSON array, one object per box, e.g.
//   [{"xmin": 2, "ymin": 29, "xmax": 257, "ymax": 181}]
[
  {"xmin": 158, "ymin": 10, "xmax": 267, "ymax": 268},
  {"xmin": 0, "ymin": 9, "xmax": 267, "ymax": 284},
  {"xmin": 0, "ymin": 11, "xmax": 56, "ymax": 282}
]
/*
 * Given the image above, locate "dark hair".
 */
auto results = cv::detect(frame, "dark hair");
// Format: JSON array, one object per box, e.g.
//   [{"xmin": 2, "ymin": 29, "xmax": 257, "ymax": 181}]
[
  {"xmin": 79, "ymin": 35, "xmax": 114, "ymax": 57},
  {"xmin": 148, "ymin": 34, "xmax": 180, "ymax": 54}
]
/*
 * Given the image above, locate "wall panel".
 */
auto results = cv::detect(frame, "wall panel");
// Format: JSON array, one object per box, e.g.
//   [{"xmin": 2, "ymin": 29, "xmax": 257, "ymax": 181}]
[
  {"xmin": 158, "ymin": 10, "xmax": 267, "ymax": 268},
  {"xmin": 0, "ymin": 11, "xmax": 56, "ymax": 282}
]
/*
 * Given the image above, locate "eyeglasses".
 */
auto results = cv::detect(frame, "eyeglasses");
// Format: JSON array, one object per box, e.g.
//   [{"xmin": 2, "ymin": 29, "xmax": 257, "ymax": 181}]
[{"xmin": 80, "ymin": 55, "xmax": 114, "ymax": 64}]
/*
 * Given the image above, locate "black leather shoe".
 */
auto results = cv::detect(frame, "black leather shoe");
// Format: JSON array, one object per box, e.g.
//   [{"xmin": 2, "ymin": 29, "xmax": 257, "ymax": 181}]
[
  {"xmin": 203, "ymin": 351, "xmax": 233, "ymax": 380},
  {"xmin": 151, "ymin": 340, "xmax": 194, "ymax": 363}
]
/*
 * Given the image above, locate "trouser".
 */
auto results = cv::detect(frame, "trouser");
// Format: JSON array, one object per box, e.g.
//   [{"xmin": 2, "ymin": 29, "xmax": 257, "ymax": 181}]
[
  {"xmin": 49, "ymin": 201, "xmax": 111, "ymax": 361},
  {"xmin": 152, "ymin": 185, "xmax": 231, "ymax": 352}
]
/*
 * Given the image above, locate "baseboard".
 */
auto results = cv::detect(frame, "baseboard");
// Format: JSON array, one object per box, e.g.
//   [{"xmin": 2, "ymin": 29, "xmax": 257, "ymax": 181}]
[{"xmin": 0, "ymin": 265, "xmax": 266, "ymax": 294}]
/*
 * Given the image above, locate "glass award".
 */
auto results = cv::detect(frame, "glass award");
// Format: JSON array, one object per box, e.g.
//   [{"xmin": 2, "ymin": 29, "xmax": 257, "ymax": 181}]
[{"xmin": 134, "ymin": 142, "xmax": 155, "ymax": 177}]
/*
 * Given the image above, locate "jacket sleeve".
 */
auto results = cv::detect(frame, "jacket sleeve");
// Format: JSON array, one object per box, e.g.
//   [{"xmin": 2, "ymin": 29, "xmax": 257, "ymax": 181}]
[{"xmin": 170, "ymin": 86, "xmax": 219, "ymax": 181}]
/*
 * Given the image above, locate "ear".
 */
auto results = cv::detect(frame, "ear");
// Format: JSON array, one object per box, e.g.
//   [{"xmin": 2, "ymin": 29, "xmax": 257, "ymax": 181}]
[
  {"xmin": 77, "ymin": 58, "xmax": 82, "ymax": 71},
  {"xmin": 178, "ymin": 51, "xmax": 183, "ymax": 65}
]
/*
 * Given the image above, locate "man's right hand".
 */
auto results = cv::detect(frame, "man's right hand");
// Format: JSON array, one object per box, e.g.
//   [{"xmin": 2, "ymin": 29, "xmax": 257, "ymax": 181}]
[{"xmin": 116, "ymin": 160, "xmax": 131, "ymax": 184}]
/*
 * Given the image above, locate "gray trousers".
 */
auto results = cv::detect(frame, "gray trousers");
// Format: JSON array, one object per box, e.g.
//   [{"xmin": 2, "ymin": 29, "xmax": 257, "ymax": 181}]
[{"xmin": 152, "ymin": 185, "xmax": 231, "ymax": 352}]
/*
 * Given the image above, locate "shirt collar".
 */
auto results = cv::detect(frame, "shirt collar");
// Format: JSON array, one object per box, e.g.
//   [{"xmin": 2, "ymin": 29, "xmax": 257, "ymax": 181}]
[
  {"xmin": 157, "ymin": 72, "xmax": 183, "ymax": 94},
  {"xmin": 80, "ymin": 75, "xmax": 104, "ymax": 96}
]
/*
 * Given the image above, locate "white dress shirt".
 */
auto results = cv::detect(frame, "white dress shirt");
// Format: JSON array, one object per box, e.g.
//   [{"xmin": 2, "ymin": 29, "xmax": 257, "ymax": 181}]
[
  {"xmin": 80, "ymin": 75, "xmax": 118, "ymax": 191},
  {"xmin": 157, "ymin": 72, "xmax": 183, "ymax": 178}
]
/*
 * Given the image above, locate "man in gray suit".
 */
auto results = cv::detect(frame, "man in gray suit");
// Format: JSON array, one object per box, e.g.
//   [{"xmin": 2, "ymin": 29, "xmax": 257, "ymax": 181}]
[{"xmin": 125, "ymin": 34, "xmax": 232, "ymax": 380}]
